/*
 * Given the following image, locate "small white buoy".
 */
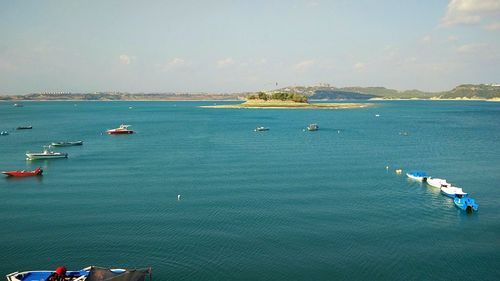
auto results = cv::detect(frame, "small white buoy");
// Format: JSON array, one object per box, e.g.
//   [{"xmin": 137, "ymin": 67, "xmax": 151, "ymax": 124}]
[
  {"xmin": 337, "ymin": 130, "xmax": 340, "ymax": 134},
  {"xmin": 375, "ymin": 114, "xmax": 380, "ymax": 117},
  {"xmin": 386, "ymin": 166, "xmax": 389, "ymax": 170},
  {"xmin": 177, "ymin": 194, "xmax": 181, "ymax": 201},
  {"xmin": 395, "ymin": 169, "xmax": 402, "ymax": 174}
]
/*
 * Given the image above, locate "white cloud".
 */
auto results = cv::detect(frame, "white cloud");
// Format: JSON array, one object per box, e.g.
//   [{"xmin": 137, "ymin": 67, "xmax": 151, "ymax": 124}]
[
  {"xmin": 441, "ymin": 0, "xmax": 500, "ymax": 26},
  {"xmin": 353, "ymin": 62, "xmax": 366, "ymax": 71},
  {"xmin": 119, "ymin": 54, "xmax": 131, "ymax": 65},
  {"xmin": 422, "ymin": 35, "xmax": 432, "ymax": 43},
  {"xmin": 484, "ymin": 21, "xmax": 500, "ymax": 30},
  {"xmin": 293, "ymin": 59, "xmax": 315, "ymax": 72},
  {"xmin": 456, "ymin": 43, "xmax": 486, "ymax": 53},
  {"xmin": 216, "ymin": 57, "xmax": 235, "ymax": 68}
]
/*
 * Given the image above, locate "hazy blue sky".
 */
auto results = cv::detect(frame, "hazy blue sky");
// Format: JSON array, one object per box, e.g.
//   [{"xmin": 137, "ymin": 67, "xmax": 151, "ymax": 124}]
[{"xmin": 1, "ymin": 0, "xmax": 499, "ymax": 94}]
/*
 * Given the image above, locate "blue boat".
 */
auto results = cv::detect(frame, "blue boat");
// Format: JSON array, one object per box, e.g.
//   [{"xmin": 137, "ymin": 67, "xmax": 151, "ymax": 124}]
[
  {"xmin": 454, "ymin": 195, "xmax": 479, "ymax": 213},
  {"xmin": 6, "ymin": 266, "xmax": 151, "ymax": 281},
  {"xmin": 406, "ymin": 171, "xmax": 428, "ymax": 182}
]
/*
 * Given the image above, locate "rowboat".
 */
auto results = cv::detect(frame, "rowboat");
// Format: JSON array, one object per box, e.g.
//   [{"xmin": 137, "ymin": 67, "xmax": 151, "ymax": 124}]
[
  {"xmin": 6, "ymin": 266, "xmax": 152, "ymax": 281},
  {"xmin": 426, "ymin": 177, "xmax": 451, "ymax": 188},
  {"xmin": 2, "ymin": 167, "xmax": 43, "ymax": 177},
  {"xmin": 51, "ymin": 140, "xmax": 83, "ymax": 146},
  {"xmin": 107, "ymin": 124, "xmax": 134, "ymax": 134},
  {"xmin": 26, "ymin": 146, "xmax": 68, "ymax": 160},
  {"xmin": 406, "ymin": 171, "xmax": 428, "ymax": 182},
  {"xmin": 440, "ymin": 186, "xmax": 467, "ymax": 198}
]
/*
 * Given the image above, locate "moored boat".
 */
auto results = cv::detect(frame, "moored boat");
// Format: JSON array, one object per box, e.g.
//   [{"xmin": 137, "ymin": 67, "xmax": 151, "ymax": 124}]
[
  {"xmin": 307, "ymin": 123, "xmax": 319, "ymax": 131},
  {"xmin": 51, "ymin": 140, "xmax": 83, "ymax": 146},
  {"xmin": 406, "ymin": 171, "xmax": 428, "ymax": 182},
  {"xmin": 426, "ymin": 177, "xmax": 451, "ymax": 188},
  {"xmin": 254, "ymin": 126, "xmax": 269, "ymax": 132},
  {"xmin": 454, "ymin": 195, "xmax": 478, "ymax": 212},
  {"xmin": 16, "ymin": 126, "xmax": 32, "ymax": 130},
  {"xmin": 440, "ymin": 186, "xmax": 467, "ymax": 198},
  {"xmin": 26, "ymin": 146, "xmax": 68, "ymax": 160},
  {"xmin": 107, "ymin": 124, "xmax": 134, "ymax": 134},
  {"xmin": 2, "ymin": 167, "xmax": 43, "ymax": 177},
  {"xmin": 6, "ymin": 266, "xmax": 152, "ymax": 281}
]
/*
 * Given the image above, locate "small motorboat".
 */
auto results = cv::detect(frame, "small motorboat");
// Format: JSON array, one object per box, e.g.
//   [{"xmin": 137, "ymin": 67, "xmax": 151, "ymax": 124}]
[
  {"xmin": 13, "ymin": 103, "xmax": 24, "ymax": 107},
  {"xmin": 107, "ymin": 124, "xmax": 134, "ymax": 134},
  {"xmin": 440, "ymin": 186, "xmax": 467, "ymax": 198},
  {"xmin": 406, "ymin": 171, "xmax": 428, "ymax": 182},
  {"xmin": 426, "ymin": 177, "xmax": 451, "ymax": 188},
  {"xmin": 2, "ymin": 167, "xmax": 43, "ymax": 177},
  {"xmin": 6, "ymin": 266, "xmax": 152, "ymax": 281},
  {"xmin": 51, "ymin": 140, "xmax": 83, "ymax": 146},
  {"xmin": 254, "ymin": 126, "xmax": 269, "ymax": 132},
  {"xmin": 26, "ymin": 146, "xmax": 68, "ymax": 160},
  {"xmin": 454, "ymin": 195, "xmax": 478, "ymax": 212},
  {"xmin": 307, "ymin": 124, "xmax": 319, "ymax": 131},
  {"xmin": 16, "ymin": 126, "xmax": 32, "ymax": 130},
  {"xmin": 1, "ymin": 131, "xmax": 8, "ymax": 136}
]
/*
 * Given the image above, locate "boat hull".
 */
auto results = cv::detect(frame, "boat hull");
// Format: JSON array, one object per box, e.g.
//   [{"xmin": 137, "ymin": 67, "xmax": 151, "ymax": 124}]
[
  {"xmin": 406, "ymin": 173, "xmax": 428, "ymax": 182},
  {"xmin": 107, "ymin": 130, "xmax": 134, "ymax": 134},
  {"xmin": 454, "ymin": 197, "xmax": 478, "ymax": 212},
  {"xmin": 2, "ymin": 168, "xmax": 42, "ymax": 177},
  {"xmin": 26, "ymin": 153, "xmax": 68, "ymax": 160},
  {"xmin": 6, "ymin": 270, "xmax": 89, "ymax": 281},
  {"xmin": 426, "ymin": 178, "xmax": 451, "ymax": 188},
  {"xmin": 51, "ymin": 141, "xmax": 83, "ymax": 146},
  {"xmin": 440, "ymin": 186, "xmax": 467, "ymax": 198}
]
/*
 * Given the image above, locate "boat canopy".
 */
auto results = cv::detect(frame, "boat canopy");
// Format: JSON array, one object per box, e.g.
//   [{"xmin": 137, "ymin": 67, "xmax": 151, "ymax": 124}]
[
  {"xmin": 86, "ymin": 267, "xmax": 151, "ymax": 281},
  {"xmin": 410, "ymin": 171, "xmax": 427, "ymax": 177}
]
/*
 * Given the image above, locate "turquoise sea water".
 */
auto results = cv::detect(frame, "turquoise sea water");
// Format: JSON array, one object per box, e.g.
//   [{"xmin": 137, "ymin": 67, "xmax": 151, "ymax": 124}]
[{"xmin": 1, "ymin": 100, "xmax": 499, "ymax": 281}]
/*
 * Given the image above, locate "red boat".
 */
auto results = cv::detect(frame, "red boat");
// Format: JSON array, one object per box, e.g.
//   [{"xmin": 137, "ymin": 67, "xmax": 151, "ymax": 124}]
[
  {"xmin": 107, "ymin": 124, "xmax": 134, "ymax": 135},
  {"xmin": 2, "ymin": 167, "xmax": 43, "ymax": 177}
]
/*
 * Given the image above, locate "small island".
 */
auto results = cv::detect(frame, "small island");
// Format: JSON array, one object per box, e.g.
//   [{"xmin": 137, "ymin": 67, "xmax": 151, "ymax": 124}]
[{"xmin": 200, "ymin": 92, "xmax": 371, "ymax": 109}]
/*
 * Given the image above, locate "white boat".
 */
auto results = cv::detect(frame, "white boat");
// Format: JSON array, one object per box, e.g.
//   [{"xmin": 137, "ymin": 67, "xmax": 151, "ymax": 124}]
[
  {"xmin": 307, "ymin": 124, "xmax": 319, "ymax": 131},
  {"xmin": 406, "ymin": 171, "xmax": 428, "ymax": 182},
  {"xmin": 254, "ymin": 126, "xmax": 269, "ymax": 132},
  {"xmin": 440, "ymin": 186, "xmax": 467, "ymax": 198},
  {"xmin": 426, "ymin": 177, "xmax": 451, "ymax": 188},
  {"xmin": 26, "ymin": 146, "xmax": 68, "ymax": 160}
]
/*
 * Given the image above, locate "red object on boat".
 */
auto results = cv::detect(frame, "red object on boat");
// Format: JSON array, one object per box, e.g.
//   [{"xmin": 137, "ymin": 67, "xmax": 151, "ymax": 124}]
[
  {"xmin": 55, "ymin": 266, "xmax": 67, "ymax": 275},
  {"xmin": 107, "ymin": 124, "xmax": 134, "ymax": 135},
  {"xmin": 2, "ymin": 167, "xmax": 43, "ymax": 177}
]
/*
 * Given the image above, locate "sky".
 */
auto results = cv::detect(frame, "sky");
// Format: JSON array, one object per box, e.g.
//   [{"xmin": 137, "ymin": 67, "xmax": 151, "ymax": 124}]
[{"xmin": 0, "ymin": 0, "xmax": 499, "ymax": 94}]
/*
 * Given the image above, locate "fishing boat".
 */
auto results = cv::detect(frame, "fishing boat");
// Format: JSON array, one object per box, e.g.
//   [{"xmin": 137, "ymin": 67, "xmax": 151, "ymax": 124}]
[
  {"xmin": 51, "ymin": 140, "xmax": 83, "ymax": 146},
  {"xmin": 26, "ymin": 146, "xmax": 68, "ymax": 160},
  {"xmin": 426, "ymin": 177, "xmax": 451, "ymax": 188},
  {"xmin": 406, "ymin": 171, "xmax": 428, "ymax": 182},
  {"xmin": 16, "ymin": 126, "xmax": 32, "ymax": 130},
  {"xmin": 307, "ymin": 124, "xmax": 319, "ymax": 131},
  {"xmin": 454, "ymin": 195, "xmax": 478, "ymax": 212},
  {"xmin": 107, "ymin": 124, "xmax": 134, "ymax": 134},
  {"xmin": 254, "ymin": 126, "xmax": 270, "ymax": 132},
  {"xmin": 6, "ymin": 266, "xmax": 152, "ymax": 281},
  {"xmin": 440, "ymin": 186, "xmax": 467, "ymax": 198},
  {"xmin": 2, "ymin": 167, "xmax": 43, "ymax": 177}
]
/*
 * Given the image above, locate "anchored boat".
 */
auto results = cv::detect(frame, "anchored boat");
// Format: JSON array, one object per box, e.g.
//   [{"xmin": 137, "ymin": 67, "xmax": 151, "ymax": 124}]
[
  {"xmin": 2, "ymin": 167, "xmax": 43, "ymax": 177},
  {"xmin": 254, "ymin": 126, "xmax": 269, "ymax": 132},
  {"xmin": 6, "ymin": 266, "xmax": 152, "ymax": 281},
  {"xmin": 51, "ymin": 140, "xmax": 83, "ymax": 147},
  {"xmin": 406, "ymin": 171, "xmax": 428, "ymax": 182},
  {"xmin": 307, "ymin": 124, "xmax": 319, "ymax": 131},
  {"xmin": 426, "ymin": 177, "xmax": 451, "ymax": 188},
  {"xmin": 454, "ymin": 195, "xmax": 479, "ymax": 212},
  {"xmin": 16, "ymin": 126, "xmax": 32, "ymax": 130},
  {"xmin": 26, "ymin": 146, "xmax": 68, "ymax": 160},
  {"xmin": 107, "ymin": 124, "xmax": 134, "ymax": 135},
  {"xmin": 440, "ymin": 186, "xmax": 467, "ymax": 198}
]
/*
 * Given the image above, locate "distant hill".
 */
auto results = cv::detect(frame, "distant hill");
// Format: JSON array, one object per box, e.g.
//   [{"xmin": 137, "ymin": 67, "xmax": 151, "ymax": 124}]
[
  {"xmin": 262, "ymin": 84, "xmax": 500, "ymax": 100},
  {"xmin": 0, "ymin": 92, "xmax": 240, "ymax": 101}
]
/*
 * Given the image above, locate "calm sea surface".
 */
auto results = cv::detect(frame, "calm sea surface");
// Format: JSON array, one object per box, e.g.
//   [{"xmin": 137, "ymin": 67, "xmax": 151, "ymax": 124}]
[{"xmin": 1, "ymin": 100, "xmax": 499, "ymax": 281}]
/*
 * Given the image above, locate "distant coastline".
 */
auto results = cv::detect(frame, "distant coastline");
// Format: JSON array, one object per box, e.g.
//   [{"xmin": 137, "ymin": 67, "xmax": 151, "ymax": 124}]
[{"xmin": 200, "ymin": 100, "xmax": 371, "ymax": 109}]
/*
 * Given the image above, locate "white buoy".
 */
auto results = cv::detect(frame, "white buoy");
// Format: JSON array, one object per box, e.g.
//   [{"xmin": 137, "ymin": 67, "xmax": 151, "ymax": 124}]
[
  {"xmin": 177, "ymin": 194, "xmax": 181, "ymax": 201},
  {"xmin": 386, "ymin": 166, "xmax": 389, "ymax": 170}
]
